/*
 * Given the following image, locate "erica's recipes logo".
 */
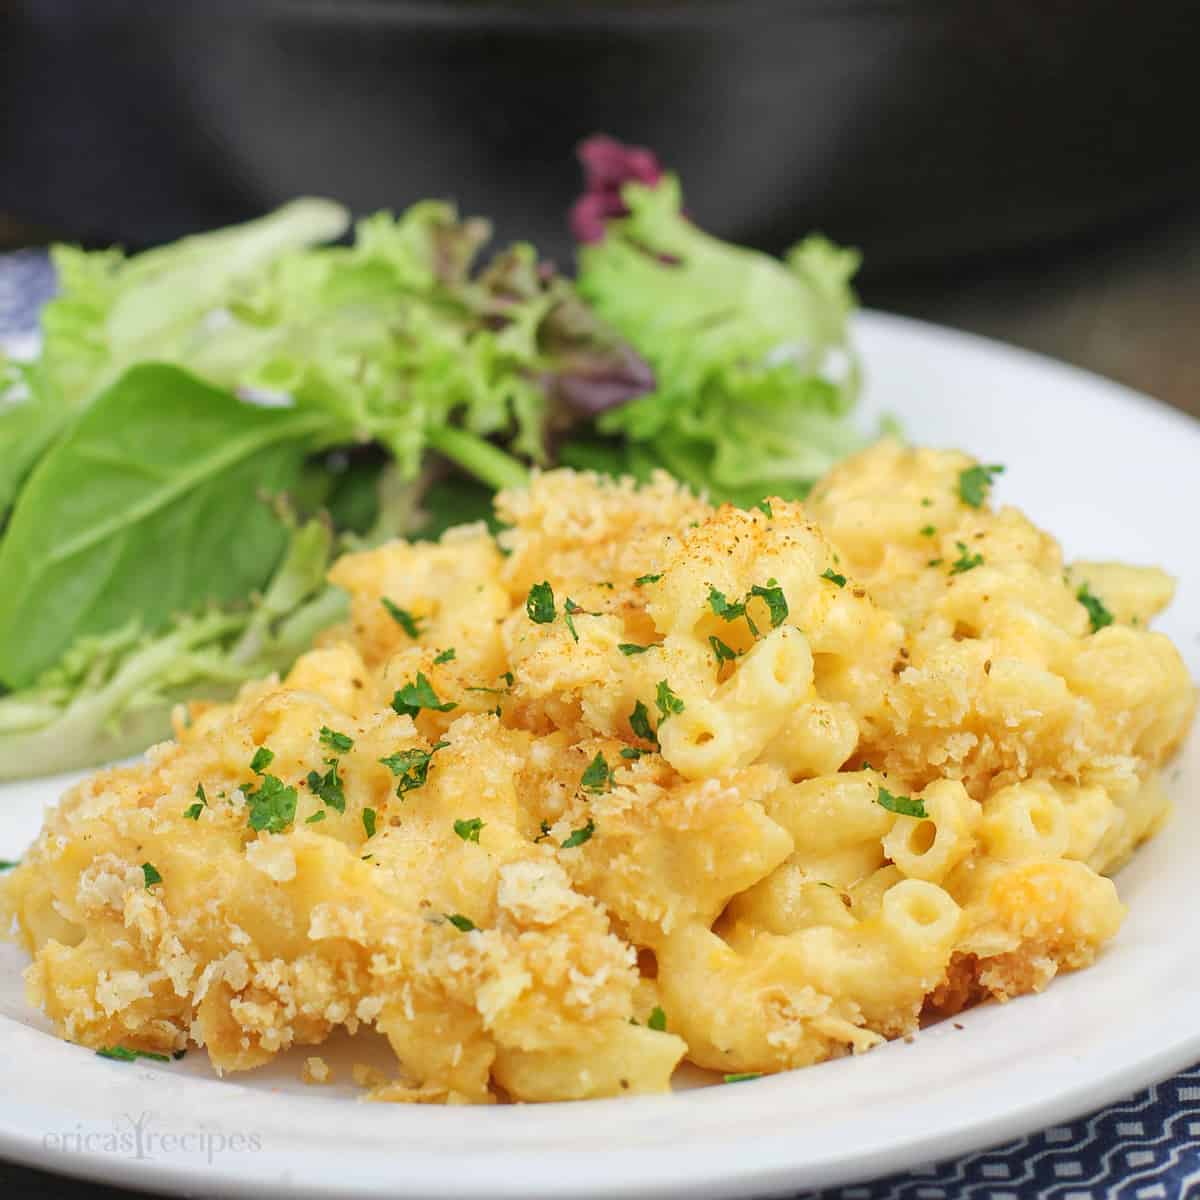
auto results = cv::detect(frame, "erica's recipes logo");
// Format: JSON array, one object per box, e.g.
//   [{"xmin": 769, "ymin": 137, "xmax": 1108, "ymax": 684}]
[{"xmin": 43, "ymin": 1111, "xmax": 262, "ymax": 1164}]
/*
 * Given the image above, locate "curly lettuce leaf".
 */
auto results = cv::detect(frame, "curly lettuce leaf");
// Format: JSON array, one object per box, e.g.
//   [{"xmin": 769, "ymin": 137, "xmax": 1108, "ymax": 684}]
[{"xmin": 571, "ymin": 172, "xmax": 864, "ymax": 502}]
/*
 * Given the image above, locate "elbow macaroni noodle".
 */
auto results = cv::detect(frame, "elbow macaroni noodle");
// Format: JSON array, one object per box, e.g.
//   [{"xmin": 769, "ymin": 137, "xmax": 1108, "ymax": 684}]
[
  {"xmin": 660, "ymin": 626, "xmax": 813, "ymax": 778},
  {"xmin": 2, "ymin": 442, "xmax": 1194, "ymax": 1102},
  {"xmin": 883, "ymin": 780, "xmax": 980, "ymax": 883}
]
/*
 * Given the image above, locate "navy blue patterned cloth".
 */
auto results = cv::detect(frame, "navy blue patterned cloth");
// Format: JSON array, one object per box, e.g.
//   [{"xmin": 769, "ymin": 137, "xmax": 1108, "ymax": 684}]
[
  {"xmin": 803, "ymin": 1065, "xmax": 1200, "ymax": 1200},
  {"xmin": 1, "ymin": 250, "xmax": 1198, "ymax": 1200}
]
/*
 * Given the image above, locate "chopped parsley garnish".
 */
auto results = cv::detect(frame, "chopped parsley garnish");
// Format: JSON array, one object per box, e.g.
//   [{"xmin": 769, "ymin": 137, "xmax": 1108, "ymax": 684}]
[
  {"xmin": 950, "ymin": 541, "xmax": 984, "ymax": 574},
  {"xmin": 306, "ymin": 760, "xmax": 346, "ymax": 813},
  {"xmin": 581, "ymin": 752, "xmax": 612, "ymax": 793},
  {"xmin": 723, "ymin": 1072, "xmax": 761, "ymax": 1084},
  {"xmin": 433, "ymin": 647, "xmax": 456, "ymax": 665},
  {"xmin": 526, "ymin": 581, "xmax": 556, "ymax": 624},
  {"xmin": 381, "ymin": 597, "xmax": 423, "ymax": 639},
  {"xmin": 454, "ymin": 817, "xmax": 485, "ymax": 843},
  {"xmin": 876, "ymin": 786, "xmax": 928, "ymax": 819},
  {"xmin": 710, "ymin": 581, "xmax": 789, "ymax": 634},
  {"xmin": 708, "ymin": 586, "xmax": 747, "ymax": 623},
  {"xmin": 362, "ymin": 808, "xmax": 377, "ymax": 839},
  {"xmin": 629, "ymin": 700, "xmax": 658, "ymax": 745},
  {"xmin": 249, "ymin": 746, "xmax": 274, "ymax": 775},
  {"xmin": 634, "ymin": 573, "xmax": 662, "ymax": 587},
  {"xmin": 96, "ymin": 1046, "xmax": 170, "ymax": 1063},
  {"xmin": 503, "ymin": 672, "xmax": 515, "ymax": 687},
  {"xmin": 655, "ymin": 680, "xmax": 685, "ymax": 723},
  {"xmin": 0, "ymin": 859, "xmax": 19, "ymax": 871},
  {"xmin": 564, "ymin": 597, "xmax": 588, "ymax": 642},
  {"xmin": 379, "ymin": 742, "xmax": 448, "ymax": 796},
  {"xmin": 920, "ymin": 525, "xmax": 936, "ymax": 538},
  {"xmin": 392, "ymin": 672, "xmax": 457, "ymax": 718},
  {"xmin": 245, "ymin": 774, "xmax": 298, "ymax": 834},
  {"xmin": 709, "ymin": 635, "xmax": 739, "ymax": 665},
  {"xmin": 319, "ymin": 726, "xmax": 354, "ymax": 753},
  {"xmin": 821, "ymin": 568, "xmax": 847, "ymax": 587},
  {"xmin": 446, "ymin": 913, "xmax": 476, "ymax": 932},
  {"xmin": 97, "ymin": 1046, "xmax": 138, "ymax": 1062},
  {"xmin": 305, "ymin": 810, "xmax": 327, "ymax": 824},
  {"xmin": 920, "ymin": 497, "xmax": 933, "ymax": 507},
  {"xmin": 184, "ymin": 782, "xmax": 207, "ymax": 821},
  {"xmin": 560, "ymin": 818, "xmax": 596, "ymax": 849},
  {"xmin": 1077, "ymin": 584, "xmax": 1114, "ymax": 633},
  {"xmin": 749, "ymin": 581, "xmax": 789, "ymax": 627},
  {"xmin": 754, "ymin": 499, "xmax": 773, "ymax": 518},
  {"xmin": 141, "ymin": 862, "xmax": 162, "ymax": 890},
  {"xmin": 619, "ymin": 747, "xmax": 643, "ymax": 760},
  {"xmin": 958, "ymin": 463, "xmax": 1005, "ymax": 508},
  {"xmin": 619, "ymin": 643, "xmax": 652, "ymax": 656},
  {"xmin": 534, "ymin": 820, "xmax": 553, "ymax": 843},
  {"xmin": 927, "ymin": 558, "xmax": 944, "ymax": 568},
  {"xmin": 647, "ymin": 1006, "xmax": 667, "ymax": 1032}
]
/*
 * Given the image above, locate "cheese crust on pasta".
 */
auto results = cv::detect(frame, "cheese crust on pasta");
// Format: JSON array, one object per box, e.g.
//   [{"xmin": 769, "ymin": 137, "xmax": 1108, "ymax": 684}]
[{"xmin": 3, "ymin": 443, "xmax": 1194, "ymax": 1102}]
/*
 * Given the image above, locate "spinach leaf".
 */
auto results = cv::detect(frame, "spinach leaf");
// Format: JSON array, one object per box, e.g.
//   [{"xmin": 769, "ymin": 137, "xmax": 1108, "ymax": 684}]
[
  {"xmin": 0, "ymin": 365, "xmax": 65, "ymax": 523},
  {"xmin": 0, "ymin": 363, "xmax": 334, "ymax": 688}
]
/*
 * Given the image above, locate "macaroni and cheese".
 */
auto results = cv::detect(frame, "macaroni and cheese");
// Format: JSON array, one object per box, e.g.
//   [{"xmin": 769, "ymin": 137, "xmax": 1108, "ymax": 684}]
[{"xmin": 3, "ymin": 442, "xmax": 1193, "ymax": 1102}]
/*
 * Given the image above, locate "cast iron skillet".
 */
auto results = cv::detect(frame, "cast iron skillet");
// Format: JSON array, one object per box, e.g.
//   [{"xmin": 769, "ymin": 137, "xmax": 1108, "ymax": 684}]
[{"xmin": 3, "ymin": 0, "xmax": 1197, "ymax": 274}]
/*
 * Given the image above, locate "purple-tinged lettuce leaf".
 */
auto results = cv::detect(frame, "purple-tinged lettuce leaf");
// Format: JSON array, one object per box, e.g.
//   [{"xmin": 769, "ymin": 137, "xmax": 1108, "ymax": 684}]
[{"xmin": 570, "ymin": 134, "xmax": 665, "ymax": 245}]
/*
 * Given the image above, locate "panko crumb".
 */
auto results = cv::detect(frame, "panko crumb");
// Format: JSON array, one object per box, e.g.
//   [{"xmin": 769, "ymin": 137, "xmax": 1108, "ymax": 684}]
[{"xmin": 302, "ymin": 1056, "xmax": 332, "ymax": 1085}]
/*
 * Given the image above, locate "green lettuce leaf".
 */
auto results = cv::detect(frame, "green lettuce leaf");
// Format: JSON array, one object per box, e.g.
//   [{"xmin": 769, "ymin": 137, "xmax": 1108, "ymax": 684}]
[
  {"xmin": 0, "ymin": 364, "xmax": 337, "ymax": 688},
  {"xmin": 0, "ymin": 517, "xmax": 345, "ymax": 781},
  {"xmin": 0, "ymin": 355, "xmax": 59, "ymax": 524},
  {"xmin": 570, "ymin": 174, "xmax": 864, "ymax": 501}
]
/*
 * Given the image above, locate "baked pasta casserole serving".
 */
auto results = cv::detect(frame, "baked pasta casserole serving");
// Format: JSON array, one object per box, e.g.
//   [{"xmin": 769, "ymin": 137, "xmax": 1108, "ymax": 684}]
[{"xmin": 3, "ymin": 441, "xmax": 1194, "ymax": 1103}]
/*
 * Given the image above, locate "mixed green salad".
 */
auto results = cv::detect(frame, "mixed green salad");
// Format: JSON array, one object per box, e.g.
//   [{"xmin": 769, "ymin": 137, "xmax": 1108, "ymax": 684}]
[{"xmin": 0, "ymin": 138, "xmax": 868, "ymax": 780}]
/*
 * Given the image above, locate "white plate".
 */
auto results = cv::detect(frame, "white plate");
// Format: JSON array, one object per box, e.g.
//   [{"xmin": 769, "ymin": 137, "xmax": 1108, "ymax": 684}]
[{"xmin": 1, "ymin": 310, "xmax": 1197, "ymax": 1199}]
